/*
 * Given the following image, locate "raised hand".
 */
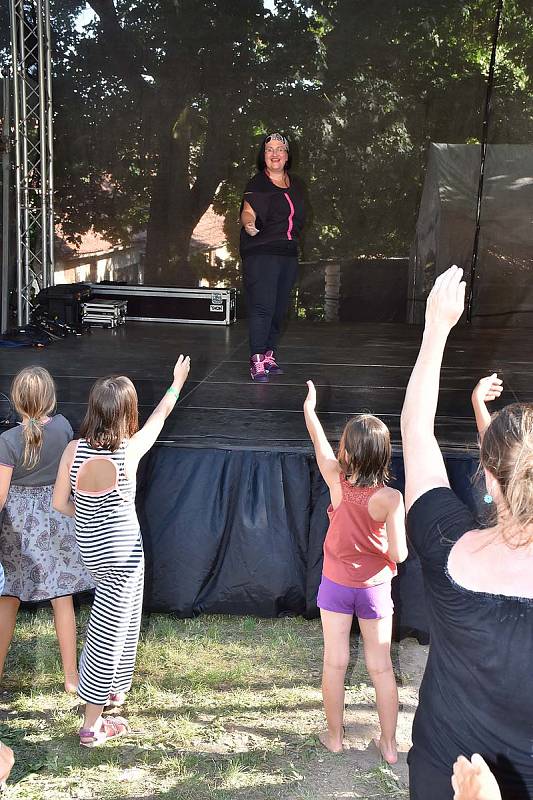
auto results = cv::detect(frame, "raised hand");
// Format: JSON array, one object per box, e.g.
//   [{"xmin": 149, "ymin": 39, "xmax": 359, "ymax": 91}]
[
  {"xmin": 472, "ymin": 374, "xmax": 503, "ymax": 406},
  {"xmin": 304, "ymin": 380, "xmax": 317, "ymax": 411},
  {"xmin": 451, "ymin": 754, "xmax": 501, "ymax": 800},
  {"xmin": 425, "ymin": 265, "xmax": 466, "ymax": 331},
  {"xmin": 173, "ymin": 355, "xmax": 191, "ymax": 387}
]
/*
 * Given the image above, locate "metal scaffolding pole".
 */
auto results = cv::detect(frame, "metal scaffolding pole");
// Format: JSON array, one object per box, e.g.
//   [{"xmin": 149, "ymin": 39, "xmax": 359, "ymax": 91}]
[
  {"xmin": 1, "ymin": 70, "xmax": 10, "ymax": 334},
  {"xmin": 9, "ymin": 0, "xmax": 54, "ymax": 326}
]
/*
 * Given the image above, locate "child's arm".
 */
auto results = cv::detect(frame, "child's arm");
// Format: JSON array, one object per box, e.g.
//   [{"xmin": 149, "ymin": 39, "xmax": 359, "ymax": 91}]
[
  {"xmin": 125, "ymin": 355, "xmax": 191, "ymax": 473},
  {"xmin": 303, "ymin": 381, "xmax": 341, "ymax": 496},
  {"xmin": 384, "ymin": 489, "xmax": 408, "ymax": 563},
  {"xmin": 369, "ymin": 487, "xmax": 408, "ymax": 563},
  {"xmin": 471, "ymin": 373, "xmax": 503, "ymax": 439},
  {"xmin": 52, "ymin": 441, "xmax": 77, "ymax": 517}
]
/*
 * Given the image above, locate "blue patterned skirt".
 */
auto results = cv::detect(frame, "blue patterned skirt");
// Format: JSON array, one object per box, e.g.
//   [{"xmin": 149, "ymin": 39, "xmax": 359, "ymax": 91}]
[{"xmin": 0, "ymin": 484, "xmax": 94, "ymax": 601}]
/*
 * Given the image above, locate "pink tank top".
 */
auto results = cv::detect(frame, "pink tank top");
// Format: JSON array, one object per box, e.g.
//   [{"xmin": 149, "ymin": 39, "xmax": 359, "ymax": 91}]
[{"xmin": 322, "ymin": 476, "xmax": 397, "ymax": 588}]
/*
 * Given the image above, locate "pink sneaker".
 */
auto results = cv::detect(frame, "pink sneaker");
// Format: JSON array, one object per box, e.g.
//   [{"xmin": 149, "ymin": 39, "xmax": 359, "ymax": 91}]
[
  {"xmin": 263, "ymin": 350, "xmax": 283, "ymax": 375},
  {"xmin": 250, "ymin": 353, "xmax": 269, "ymax": 382}
]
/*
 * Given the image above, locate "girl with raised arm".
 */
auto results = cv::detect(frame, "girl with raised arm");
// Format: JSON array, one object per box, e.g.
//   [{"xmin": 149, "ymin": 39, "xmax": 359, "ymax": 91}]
[
  {"xmin": 53, "ymin": 356, "xmax": 190, "ymax": 746},
  {"xmin": 401, "ymin": 265, "xmax": 533, "ymax": 799},
  {"xmin": 304, "ymin": 381, "xmax": 407, "ymax": 761}
]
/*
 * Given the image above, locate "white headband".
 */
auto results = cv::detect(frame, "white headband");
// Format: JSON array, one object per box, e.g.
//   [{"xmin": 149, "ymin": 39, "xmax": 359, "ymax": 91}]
[{"xmin": 265, "ymin": 133, "xmax": 288, "ymax": 150}]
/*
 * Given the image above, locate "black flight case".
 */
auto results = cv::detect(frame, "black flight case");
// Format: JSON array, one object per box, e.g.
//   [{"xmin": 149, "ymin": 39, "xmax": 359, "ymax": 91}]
[{"xmin": 90, "ymin": 285, "xmax": 236, "ymax": 326}]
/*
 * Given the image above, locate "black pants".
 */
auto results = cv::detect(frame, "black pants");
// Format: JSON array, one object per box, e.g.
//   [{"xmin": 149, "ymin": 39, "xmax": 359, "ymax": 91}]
[
  {"xmin": 243, "ymin": 253, "xmax": 298, "ymax": 356},
  {"xmin": 408, "ymin": 747, "xmax": 528, "ymax": 800},
  {"xmin": 408, "ymin": 749, "xmax": 454, "ymax": 800}
]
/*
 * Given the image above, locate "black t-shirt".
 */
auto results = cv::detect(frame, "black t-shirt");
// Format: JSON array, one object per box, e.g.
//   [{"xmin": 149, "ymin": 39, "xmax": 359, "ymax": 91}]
[
  {"xmin": 239, "ymin": 171, "xmax": 306, "ymax": 258},
  {"xmin": 408, "ymin": 487, "xmax": 533, "ymax": 797}
]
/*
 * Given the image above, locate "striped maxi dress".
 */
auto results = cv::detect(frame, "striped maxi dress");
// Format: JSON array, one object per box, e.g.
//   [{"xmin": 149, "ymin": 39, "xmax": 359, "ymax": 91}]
[{"xmin": 70, "ymin": 439, "xmax": 144, "ymax": 705}]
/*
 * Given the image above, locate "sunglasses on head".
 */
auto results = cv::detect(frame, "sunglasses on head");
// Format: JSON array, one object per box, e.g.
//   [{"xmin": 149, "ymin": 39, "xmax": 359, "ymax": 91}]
[{"xmin": 265, "ymin": 133, "xmax": 288, "ymax": 149}]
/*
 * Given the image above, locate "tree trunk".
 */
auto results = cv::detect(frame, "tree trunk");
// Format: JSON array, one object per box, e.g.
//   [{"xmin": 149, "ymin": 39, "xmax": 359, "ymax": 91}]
[
  {"xmin": 144, "ymin": 113, "xmax": 197, "ymax": 287},
  {"xmin": 143, "ymin": 97, "xmax": 229, "ymax": 287}
]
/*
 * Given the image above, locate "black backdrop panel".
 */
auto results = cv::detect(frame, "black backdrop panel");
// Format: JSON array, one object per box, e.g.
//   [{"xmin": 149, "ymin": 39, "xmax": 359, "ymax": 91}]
[
  {"xmin": 137, "ymin": 446, "xmax": 485, "ymax": 641},
  {"xmin": 410, "ymin": 144, "xmax": 533, "ymax": 325}
]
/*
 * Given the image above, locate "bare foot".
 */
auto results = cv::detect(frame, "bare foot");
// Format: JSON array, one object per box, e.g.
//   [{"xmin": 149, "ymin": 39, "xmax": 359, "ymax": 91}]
[
  {"xmin": 373, "ymin": 736, "xmax": 398, "ymax": 765},
  {"xmin": 64, "ymin": 673, "xmax": 79, "ymax": 694},
  {"xmin": 318, "ymin": 730, "xmax": 344, "ymax": 754}
]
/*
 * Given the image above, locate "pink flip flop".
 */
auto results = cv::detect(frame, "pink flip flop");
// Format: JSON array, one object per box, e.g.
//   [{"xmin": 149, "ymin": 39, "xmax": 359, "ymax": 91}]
[{"xmin": 79, "ymin": 716, "xmax": 130, "ymax": 748}]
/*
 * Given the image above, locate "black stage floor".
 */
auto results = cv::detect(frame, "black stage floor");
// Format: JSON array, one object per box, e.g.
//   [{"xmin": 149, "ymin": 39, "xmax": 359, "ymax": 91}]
[
  {"xmin": 3, "ymin": 319, "xmax": 532, "ymax": 624},
  {"xmin": 1, "ymin": 319, "xmax": 530, "ymax": 452}
]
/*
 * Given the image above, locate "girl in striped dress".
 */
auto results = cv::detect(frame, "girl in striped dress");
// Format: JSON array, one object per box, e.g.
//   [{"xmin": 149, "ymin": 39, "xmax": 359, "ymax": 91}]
[{"xmin": 53, "ymin": 355, "xmax": 190, "ymax": 746}]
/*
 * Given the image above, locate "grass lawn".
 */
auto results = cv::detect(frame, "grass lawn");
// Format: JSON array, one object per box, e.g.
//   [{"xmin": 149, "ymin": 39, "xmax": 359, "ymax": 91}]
[{"xmin": 0, "ymin": 609, "xmax": 425, "ymax": 799}]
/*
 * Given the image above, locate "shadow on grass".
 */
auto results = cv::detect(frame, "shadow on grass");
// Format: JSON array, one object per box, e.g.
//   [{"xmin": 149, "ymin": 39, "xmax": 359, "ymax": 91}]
[{"xmin": 137, "ymin": 697, "xmax": 323, "ymax": 719}]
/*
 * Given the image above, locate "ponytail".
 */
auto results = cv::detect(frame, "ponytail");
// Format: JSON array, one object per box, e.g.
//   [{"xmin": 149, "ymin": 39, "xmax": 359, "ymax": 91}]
[
  {"xmin": 10, "ymin": 367, "xmax": 56, "ymax": 471},
  {"xmin": 505, "ymin": 437, "xmax": 533, "ymax": 535},
  {"xmin": 21, "ymin": 417, "xmax": 45, "ymax": 470},
  {"xmin": 481, "ymin": 403, "xmax": 533, "ymax": 546}
]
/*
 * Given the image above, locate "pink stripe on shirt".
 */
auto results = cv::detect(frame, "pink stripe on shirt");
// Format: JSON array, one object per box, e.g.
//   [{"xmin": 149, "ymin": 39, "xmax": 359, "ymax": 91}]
[{"xmin": 284, "ymin": 192, "xmax": 295, "ymax": 240}]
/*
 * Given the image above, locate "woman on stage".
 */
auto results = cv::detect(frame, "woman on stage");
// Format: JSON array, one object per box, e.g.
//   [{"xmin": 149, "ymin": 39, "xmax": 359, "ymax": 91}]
[{"xmin": 240, "ymin": 133, "xmax": 306, "ymax": 382}]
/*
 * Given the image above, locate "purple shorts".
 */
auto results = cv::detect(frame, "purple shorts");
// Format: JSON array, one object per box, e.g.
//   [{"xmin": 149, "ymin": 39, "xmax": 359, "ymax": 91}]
[{"xmin": 317, "ymin": 574, "xmax": 393, "ymax": 620}]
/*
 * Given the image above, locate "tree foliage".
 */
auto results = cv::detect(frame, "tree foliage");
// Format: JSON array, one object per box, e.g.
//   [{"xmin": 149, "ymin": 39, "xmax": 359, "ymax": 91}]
[{"xmin": 4, "ymin": 0, "xmax": 533, "ymax": 283}]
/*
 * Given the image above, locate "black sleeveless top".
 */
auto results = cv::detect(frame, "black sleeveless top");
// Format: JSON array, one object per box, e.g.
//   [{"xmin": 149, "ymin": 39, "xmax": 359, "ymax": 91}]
[{"xmin": 407, "ymin": 487, "xmax": 533, "ymax": 798}]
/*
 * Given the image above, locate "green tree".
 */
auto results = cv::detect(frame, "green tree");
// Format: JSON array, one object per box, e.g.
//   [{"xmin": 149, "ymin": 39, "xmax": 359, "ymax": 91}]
[
  {"xmin": 52, "ymin": 0, "xmax": 323, "ymax": 285},
  {"xmin": 4, "ymin": 0, "xmax": 533, "ymax": 282},
  {"xmin": 293, "ymin": 0, "xmax": 533, "ymax": 259}
]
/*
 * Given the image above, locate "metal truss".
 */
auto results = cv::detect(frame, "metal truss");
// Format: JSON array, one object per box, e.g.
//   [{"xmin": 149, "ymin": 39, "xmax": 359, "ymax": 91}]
[
  {"xmin": 1, "ymin": 70, "xmax": 10, "ymax": 333},
  {"xmin": 9, "ymin": 0, "xmax": 54, "ymax": 326}
]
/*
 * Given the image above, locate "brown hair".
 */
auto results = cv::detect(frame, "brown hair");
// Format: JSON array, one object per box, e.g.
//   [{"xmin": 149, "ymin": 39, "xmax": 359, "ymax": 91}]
[
  {"xmin": 11, "ymin": 366, "xmax": 56, "ymax": 470},
  {"xmin": 80, "ymin": 376, "xmax": 138, "ymax": 451},
  {"xmin": 481, "ymin": 403, "xmax": 533, "ymax": 545},
  {"xmin": 337, "ymin": 414, "xmax": 391, "ymax": 487}
]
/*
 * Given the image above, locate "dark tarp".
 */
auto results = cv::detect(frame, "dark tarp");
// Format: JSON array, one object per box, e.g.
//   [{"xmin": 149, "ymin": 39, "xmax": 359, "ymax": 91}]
[
  {"xmin": 137, "ymin": 445, "xmax": 487, "ymax": 642},
  {"xmin": 409, "ymin": 143, "xmax": 533, "ymax": 326}
]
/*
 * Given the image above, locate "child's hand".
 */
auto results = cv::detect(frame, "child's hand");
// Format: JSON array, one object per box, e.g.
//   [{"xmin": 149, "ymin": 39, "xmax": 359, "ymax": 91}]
[
  {"xmin": 304, "ymin": 380, "xmax": 316, "ymax": 411},
  {"xmin": 451, "ymin": 753, "xmax": 501, "ymax": 800},
  {"xmin": 425, "ymin": 265, "xmax": 466, "ymax": 331},
  {"xmin": 472, "ymin": 374, "xmax": 503, "ymax": 406},
  {"xmin": 173, "ymin": 355, "xmax": 191, "ymax": 386}
]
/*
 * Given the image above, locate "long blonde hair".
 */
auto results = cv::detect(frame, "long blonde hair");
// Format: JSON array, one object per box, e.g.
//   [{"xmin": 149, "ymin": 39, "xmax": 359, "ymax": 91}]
[
  {"xmin": 481, "ymin": 403, "xmax": 533, "ymax": 546},
  {"xmin": 11, "ymin": 366, "xmax": 56, "ymax": 470}
]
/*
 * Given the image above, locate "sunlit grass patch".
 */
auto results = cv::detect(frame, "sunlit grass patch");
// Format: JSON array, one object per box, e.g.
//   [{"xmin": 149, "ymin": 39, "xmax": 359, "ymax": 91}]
[{"xmin": 0, "ymin": 608, "xmax": 412, "ymax": 799}]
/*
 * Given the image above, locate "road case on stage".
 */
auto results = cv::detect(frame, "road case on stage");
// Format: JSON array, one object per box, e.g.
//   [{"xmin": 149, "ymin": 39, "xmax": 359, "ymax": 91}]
[
  {"xmin": 36, "ymin": 283, "xmax": 92, "ymax": 325},
  {"xmin": 90, "ymin": 284, "xmax": 237, "ymax": 325},
  {"xmin": 81, "ymin": 298, "xmax": 127, "ymax": 328}
]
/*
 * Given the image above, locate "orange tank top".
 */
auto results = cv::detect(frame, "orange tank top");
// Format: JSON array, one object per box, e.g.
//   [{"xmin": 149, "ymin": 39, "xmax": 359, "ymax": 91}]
[{"xmin": 322, "ymin": 476, "xmax": 397, "ymax": 588}]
